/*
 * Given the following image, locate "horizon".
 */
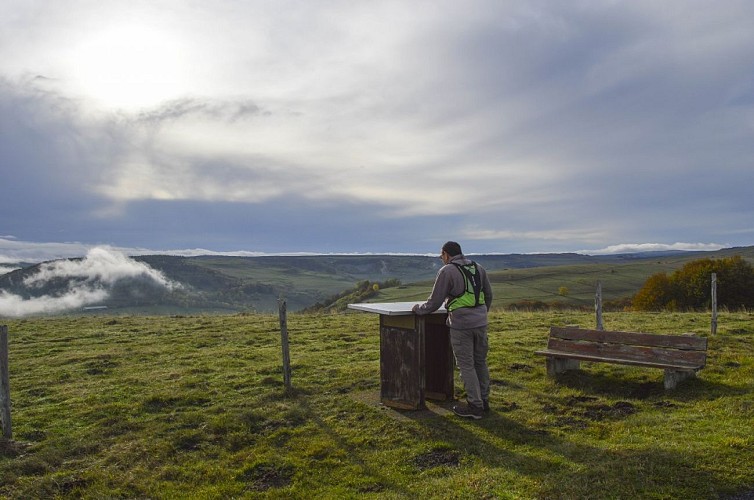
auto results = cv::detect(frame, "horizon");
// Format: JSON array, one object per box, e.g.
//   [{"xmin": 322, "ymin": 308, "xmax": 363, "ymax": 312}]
[
  {"xmin": 0, "ymin": 239, "xmax": 737, "ymax": 269},
  {"xmin": 1, "ymin": 241, "xmax": 749, "ymax": 317}
]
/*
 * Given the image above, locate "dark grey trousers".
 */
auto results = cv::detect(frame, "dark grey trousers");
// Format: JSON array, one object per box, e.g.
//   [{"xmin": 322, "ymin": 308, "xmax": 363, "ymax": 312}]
[{"xmin": 450, "ymin": 326, "xmax": 490, "ymax": 408}]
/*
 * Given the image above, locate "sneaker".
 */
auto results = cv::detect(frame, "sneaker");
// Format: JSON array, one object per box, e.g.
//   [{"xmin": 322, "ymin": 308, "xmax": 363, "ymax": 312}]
[
  {"xmin": 483, "ymin": 399, "xmax": 490, "ymax": 412},
  {"xmin": 452, "ymin": 402, "xmax": 483, "ymax": 420}
]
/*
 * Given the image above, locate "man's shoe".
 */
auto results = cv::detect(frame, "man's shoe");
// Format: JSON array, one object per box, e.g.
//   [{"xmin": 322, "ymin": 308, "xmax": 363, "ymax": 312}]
[
  {"xmin": 483, "ymin": 399, "xmax": 490, "ymax": 412},
  {"xmin": 452, "ymin": 402, "xmax": 483, "ymax": 420}
]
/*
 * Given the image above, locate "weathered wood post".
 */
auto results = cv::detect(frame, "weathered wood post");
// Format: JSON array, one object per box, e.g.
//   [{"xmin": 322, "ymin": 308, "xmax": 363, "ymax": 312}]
[
  {"xmin": 711, "ymin": 273, "xmax": 718, "ymax": 335},
  {"xmin": 0, "ymin": 325, "xmax": 11, "ymax": 439},
  {"xmin": 277, "ymin": 299, "xmax": 292, "ymax": 390},
  {"xmin": 595, "ymin": 281, "xmax": 604, "ymax": 331}
]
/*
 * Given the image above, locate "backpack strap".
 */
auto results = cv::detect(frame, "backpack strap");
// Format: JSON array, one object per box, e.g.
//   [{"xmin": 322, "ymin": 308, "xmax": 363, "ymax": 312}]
[{"xmin": 451, "ymin": 261, "xmax": 482, "ymax": 306}]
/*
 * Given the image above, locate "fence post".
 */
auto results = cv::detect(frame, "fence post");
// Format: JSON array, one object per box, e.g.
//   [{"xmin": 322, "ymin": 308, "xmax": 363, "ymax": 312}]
[
  {"xmin": 278, "ymin": 299, "xmax": 292, "ymax": 390},
  {"xmin": 595, "ymin": 281, "xmax": 604, "ymax": 331},
  {"xmin": 0, "ymin": 325, "xmax": 11, "ymax": 439},
  {"xmin": 711, "ymin": 273, "xmax": 718, "ymax": 335}
]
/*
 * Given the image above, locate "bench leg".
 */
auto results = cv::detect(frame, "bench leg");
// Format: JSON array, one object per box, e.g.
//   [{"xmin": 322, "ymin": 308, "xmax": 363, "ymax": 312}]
[
  {"xmin": 664, "ymin": 369, "xmax": 696, "ymax": 390},
  {"xmin": 546, "ymin": 357, "xmax": 580, "ymax": 377}
]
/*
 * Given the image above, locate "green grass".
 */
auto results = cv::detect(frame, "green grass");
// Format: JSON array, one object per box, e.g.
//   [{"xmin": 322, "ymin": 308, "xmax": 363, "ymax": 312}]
[{"xmin": 1, "ymin": 311, "xmax": 753, "ymax": 498}]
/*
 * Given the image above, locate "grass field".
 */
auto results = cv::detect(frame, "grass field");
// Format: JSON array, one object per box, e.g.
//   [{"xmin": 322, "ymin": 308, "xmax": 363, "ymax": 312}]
[{"xmin": 1, "ymin": 311, "xmax": 753, "ymax": 498}]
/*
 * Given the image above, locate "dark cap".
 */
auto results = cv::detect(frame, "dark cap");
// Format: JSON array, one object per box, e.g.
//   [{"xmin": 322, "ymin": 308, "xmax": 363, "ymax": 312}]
[{"xmin": 441, "ymin": 241, "xmax": 462, "ymax": 257}]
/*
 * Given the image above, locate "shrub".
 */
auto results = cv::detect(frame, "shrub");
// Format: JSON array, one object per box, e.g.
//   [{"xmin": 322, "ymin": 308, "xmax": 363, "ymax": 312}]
[{"xmin": 633, "ymin": 256, "xmax": 754, "ymax": 311}]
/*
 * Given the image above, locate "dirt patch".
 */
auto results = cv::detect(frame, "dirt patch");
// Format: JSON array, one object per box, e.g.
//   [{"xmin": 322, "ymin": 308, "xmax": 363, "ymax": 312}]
[
  {"xmin": 18, "ymin": 429, "xmax": 46, "ymax": 442},
  {"xmin": 725, "ymin": 488, "xmax": 754, "ymax": 499},
  {"xmin": 727, "ymin": 328, "xmax": 750, "ymax": 335},
  {"xmin": 413, "ymin": 449, "xmax": 460, "ymax": 470},
  {"xmin": 542, "ymin": 403, "xmax": 559, "ymax": 414},
  {"xmin": 84, "ymin": 355, "xmax": 119, "ymax": 375},
  {"xmin": 554, "ymin": 416, "xmax": 588, "ymax": 429},
  {"xmin": 238, "ymin": 463, "xmax": 294, "ymax": 492},
  {"xmin": 496, "ymin": 401, "xmax": 520, "ymax": 412},
  {"xmin": 583, "ymin": 401, "xmax": 637, "ymax": 421},
  {"xmin": 543, "ymin": 397, "xmax": 638, "ymax": 425},
  {"xmin": 358, "ymin": 483, "xmax": 387, "ymax": 493},
  {"xmin": 173, "ymin": 430, "xmax": 203, "ymax": 451},
  {"xmin": 630, "ymin": 382, "xmax": 657, "ymax": 399},
  {"xmin": 611, "ymin": 401, "xmax": 637, "ymax": 416},
  {"xmin": 652, "ymin": 401, "xmax": 677, "ymax": 409},
  {"xmin": 509, "ymin": 363, "xmax": 533, "ymax": 371},
  {"xmin": 142, "ymin": 395, "xmax": 183, "ymax": 413},
  {"xmin": 54, "ymin": 475, "xmax": 89, "ymax": 495},
  {"xmin": 566, "ymin": 395, "xmax": 598, "ymax": 405},
  {"xmin": 0, "ymin": 439, "xmax": 30, "ymax": 458}
]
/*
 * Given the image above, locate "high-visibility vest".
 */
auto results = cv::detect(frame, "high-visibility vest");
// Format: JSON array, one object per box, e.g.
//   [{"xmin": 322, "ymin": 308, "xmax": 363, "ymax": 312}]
[{"xmin": 446, "ymin": 262, "xmax": 485, "ymax": 311}]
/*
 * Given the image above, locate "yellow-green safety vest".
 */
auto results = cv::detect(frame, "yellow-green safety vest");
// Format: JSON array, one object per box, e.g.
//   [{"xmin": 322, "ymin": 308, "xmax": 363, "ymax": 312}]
[{"xmin": 446, "ymin": 262, "xmax": 485, "ymax": 312}]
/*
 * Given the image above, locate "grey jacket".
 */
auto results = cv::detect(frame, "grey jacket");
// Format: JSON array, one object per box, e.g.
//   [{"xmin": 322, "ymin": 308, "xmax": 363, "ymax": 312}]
[{"xmin": 413, "ymin": 255, "xmax": 493, "ymax": 329}]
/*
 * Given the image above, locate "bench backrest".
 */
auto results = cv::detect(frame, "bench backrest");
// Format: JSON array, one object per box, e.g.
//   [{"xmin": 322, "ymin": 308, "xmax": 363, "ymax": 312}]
[{"xmin": 548, "ymin": 327, "xmax": 708, "ymax": 368}]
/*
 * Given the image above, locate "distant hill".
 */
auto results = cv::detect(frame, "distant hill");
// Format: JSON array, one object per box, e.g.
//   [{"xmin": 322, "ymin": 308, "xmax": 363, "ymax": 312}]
[{"xmin": 1, "ymin": 247, "xmax": 752, "ymax": 315}]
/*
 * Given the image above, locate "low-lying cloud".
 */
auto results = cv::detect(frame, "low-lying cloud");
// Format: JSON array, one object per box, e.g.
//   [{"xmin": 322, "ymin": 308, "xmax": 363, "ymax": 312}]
[
  {"xmin": 584, "ymin": 242, "xmax": 726, "ymax": 255},
  {"xmin": 0, "ymin": 287, "xmax": 109, "ymax": 318},
  {"xmin": 23, "ymin": 247, "xmax": 177, "ymax": 288},
  {"xmin": 0, "ymin": 246, "xmax": 180, "ymax": 318},
  {"xmin": 0, "ymin": 265, "xmax": 20, "ymax": 275}
]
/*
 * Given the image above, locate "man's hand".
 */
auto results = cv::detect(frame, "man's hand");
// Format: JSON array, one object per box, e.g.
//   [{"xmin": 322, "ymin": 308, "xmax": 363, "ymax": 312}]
[{"xmin": 412, "ymin": 304, "xmax": 420, "ymax": 313}]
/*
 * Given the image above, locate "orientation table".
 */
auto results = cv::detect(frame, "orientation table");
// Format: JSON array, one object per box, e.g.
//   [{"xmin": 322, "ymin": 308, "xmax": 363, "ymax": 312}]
[{"xmin": 348, "ymin": 302, "xmax": 454, "ymax": 410}]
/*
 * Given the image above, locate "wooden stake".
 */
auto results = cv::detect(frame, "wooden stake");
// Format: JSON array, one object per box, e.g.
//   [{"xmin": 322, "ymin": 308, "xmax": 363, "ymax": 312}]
[
  {"xmin": 0, "ymin": 325, "xmax": 11, "ymax": 439},
  {"xmin": 595, "ymin": 281, "xmax": 604, "ymax": 331},
  {"xmin": 711, "ymin": 273, "xmax": 718, "ymax": 335},
  {"xmin": 278, "ymin": 299, "xmax": 292, "ymax": 390}
]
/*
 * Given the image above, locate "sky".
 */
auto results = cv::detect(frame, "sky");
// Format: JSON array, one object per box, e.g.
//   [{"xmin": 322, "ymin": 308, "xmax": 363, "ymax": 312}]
[{"xmin": 2, "ymin": 0, "xmax": 754, "ymax": 264}]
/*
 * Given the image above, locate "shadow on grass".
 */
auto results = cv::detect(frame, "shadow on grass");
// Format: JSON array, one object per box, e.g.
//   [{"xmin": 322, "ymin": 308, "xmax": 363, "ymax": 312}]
[
  {"xmin": 407, "ymin": 401, "xmax": 732, "ymax": 497},
  {"xmin": 547, "ymin": 369, "xmax": 746, "ymax": 401},
  {"xmin": 269, "ymin": 370, "xmax": 746, "ymax": 496},
  {"xmin": 294, "ymin": 396, "xmax": 416, "ymax": 497}
]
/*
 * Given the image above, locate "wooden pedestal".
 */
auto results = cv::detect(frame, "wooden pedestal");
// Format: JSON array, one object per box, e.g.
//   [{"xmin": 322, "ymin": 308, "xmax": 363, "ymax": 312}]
[{"xmin": 379, "ymin": 312, "xmax": 454, "ymax": 410}]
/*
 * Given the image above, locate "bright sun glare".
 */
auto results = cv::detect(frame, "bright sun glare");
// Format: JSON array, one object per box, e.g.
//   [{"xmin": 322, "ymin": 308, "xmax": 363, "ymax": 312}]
[{"xmin": 67, "ymin": 24, "xmax": 190, "ymax": 111}]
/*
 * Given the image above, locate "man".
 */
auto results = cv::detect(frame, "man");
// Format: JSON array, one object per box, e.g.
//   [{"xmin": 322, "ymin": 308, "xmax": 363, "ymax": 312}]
[{"xmin": 413, "ymin": 241, "xmax": 493, "ymax": 419}]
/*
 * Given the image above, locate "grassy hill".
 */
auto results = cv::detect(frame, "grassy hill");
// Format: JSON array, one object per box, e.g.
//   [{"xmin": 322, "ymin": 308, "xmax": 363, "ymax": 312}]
[
  {"xmin": 1, "ymin": 311, "xmax": 752, "ymax": 497},
  {"xmin": 374, "ymin": 246, "xmax": 754, "ymax": 310},
  {"xmin": 2, "ymin": 247, "xmax": 753, "ymax": 315}
]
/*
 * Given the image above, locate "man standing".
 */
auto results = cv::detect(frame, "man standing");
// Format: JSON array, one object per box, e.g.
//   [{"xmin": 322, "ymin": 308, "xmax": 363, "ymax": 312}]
[{"xmin": 413, "ymin": 241, "xmax": 493, "ymax": 419}]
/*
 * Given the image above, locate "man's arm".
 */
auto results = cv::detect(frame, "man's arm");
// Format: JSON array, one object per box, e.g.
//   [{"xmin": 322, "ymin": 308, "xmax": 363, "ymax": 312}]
[{"xmin": 412, "ymin": 266, "xmax": 452, "ymax": 314}]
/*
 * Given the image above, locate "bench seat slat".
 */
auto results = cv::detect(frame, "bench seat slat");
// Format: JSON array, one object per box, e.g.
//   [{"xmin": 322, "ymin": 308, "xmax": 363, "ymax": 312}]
[
  {"xmin": 544, "ymin": 337, "xmax": 707, "ymax": 368},
  {"xmin": 534, "ymin": 349, "xmax": 702, "ymax": 371},
  {"xmin": 550, "ymin": 327, "xmax": 707, "ymax": 351}
]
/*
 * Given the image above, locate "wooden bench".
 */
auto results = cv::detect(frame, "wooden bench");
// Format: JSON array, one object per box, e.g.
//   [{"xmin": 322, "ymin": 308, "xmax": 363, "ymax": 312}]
[{"xmin": 535, "ymin": 326, "xmax": 708, "ymax": 390}]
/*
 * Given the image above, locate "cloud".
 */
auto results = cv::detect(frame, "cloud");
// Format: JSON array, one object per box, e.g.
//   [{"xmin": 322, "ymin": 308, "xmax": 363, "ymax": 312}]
[
  {"xmin": 584, "ymin": 242, "xmax": 726, "ymax": 255},
  {"xmin": 0, "ymin": 236, "xmax": 271, "ymax": 262},
  {"xmin": 1, "ymin": 2, "xmax": 753, "ymax": 255},
  {"xmin": 135, "ymin": 98, "xmax": 262, "ymax": 124},
  {"xmin": 23, "ymin": 247, "xmax": 178, "ymax": 289},
  {"xmin": 0, "ymin": 288, "xmax": 109, "ymax": 318},
  {"xmin": 0, "ymin": 237, "xmax": 101, "ymax": 263},
  {"xmin": 0, "ymin": 246, "xmax": 179, "ymax": 317}
]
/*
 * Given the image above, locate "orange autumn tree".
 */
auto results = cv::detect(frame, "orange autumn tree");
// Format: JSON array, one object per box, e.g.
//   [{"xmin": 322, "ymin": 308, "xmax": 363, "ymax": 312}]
[{"xmin": 633, "ymin": 256, "xmax": 754, "ymax": 311}]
